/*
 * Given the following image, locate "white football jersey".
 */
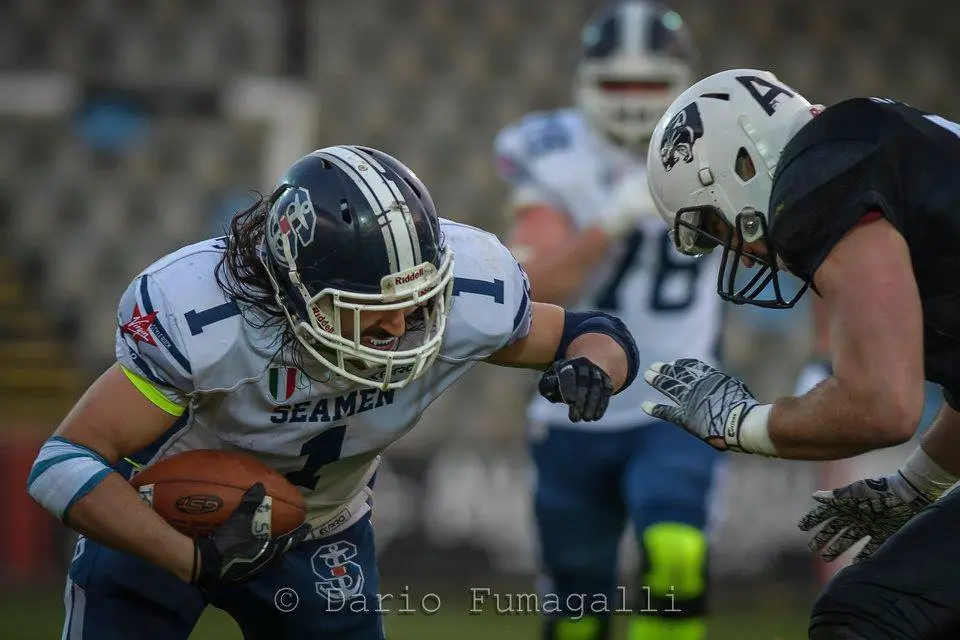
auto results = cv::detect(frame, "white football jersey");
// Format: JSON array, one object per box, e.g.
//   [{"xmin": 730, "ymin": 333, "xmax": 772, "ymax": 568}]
[
  {"xmin": 495, "ymin": 108, "xmax": 724, "ymax": 430},
  {"xmin": 115, "ymin": 220, "xmax": 531, "ymax": 539}
]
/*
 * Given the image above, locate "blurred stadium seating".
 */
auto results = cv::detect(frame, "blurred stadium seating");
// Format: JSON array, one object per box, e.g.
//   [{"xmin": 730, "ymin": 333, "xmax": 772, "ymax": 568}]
[
  {"xmin": 0, "ymin": 1, "xmax": 955, "ymax": 637},
  {"xmin": 2, "ymin": 0, "xmax": 956, "ymax": 370}
]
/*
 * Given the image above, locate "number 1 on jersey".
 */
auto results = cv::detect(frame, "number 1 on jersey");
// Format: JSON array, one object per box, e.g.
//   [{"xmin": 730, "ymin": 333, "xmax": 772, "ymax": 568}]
[
  {"xmin": 184, "ymin": 300, "xmax": 241, "ymax": 336},
  {"xmin": 453, "ymin": 277, "xmax": 505, "ymax": 303},
  {"xmin": 285, "ymin": 425, "xmax": 348, "ymax": 490}
]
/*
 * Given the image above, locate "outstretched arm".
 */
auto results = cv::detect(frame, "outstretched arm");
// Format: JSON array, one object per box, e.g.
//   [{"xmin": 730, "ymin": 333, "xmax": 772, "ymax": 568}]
[
  {"xmin": 487, "ymin": 302, "xmax": 639, "ymax": 421},
  {"xmin": 486, "ymin": 302, "xmax": 629, "ymax": 390},
  {"xmin": 644, "ymin": 217, "xmax": 925, "ymax": 459}
]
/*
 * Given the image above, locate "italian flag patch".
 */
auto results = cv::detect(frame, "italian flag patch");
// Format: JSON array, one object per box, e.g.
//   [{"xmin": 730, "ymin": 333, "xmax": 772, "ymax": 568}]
[{"xmin": 268, "ymin": 366, "xmax": 298, "ymax": 402}]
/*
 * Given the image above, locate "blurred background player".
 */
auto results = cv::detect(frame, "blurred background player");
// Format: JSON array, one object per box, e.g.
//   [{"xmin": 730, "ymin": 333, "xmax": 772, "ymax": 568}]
[{"xmin": 493, "ymin": 3, "xmax": 724, "ymax": 639}]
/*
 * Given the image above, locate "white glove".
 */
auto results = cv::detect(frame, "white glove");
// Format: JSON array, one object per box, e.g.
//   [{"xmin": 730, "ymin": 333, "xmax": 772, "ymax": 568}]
[
  {"xmin": 597, "ymin": 171, "xmax": 657, "ymax": 238},
  {"xmin": 798, "ymin": 447, "xmax": 959, "ymax": 562}
]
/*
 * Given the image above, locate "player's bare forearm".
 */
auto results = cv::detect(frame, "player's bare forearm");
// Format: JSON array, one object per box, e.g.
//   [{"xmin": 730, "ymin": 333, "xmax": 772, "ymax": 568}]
[
  {"xmin": 518, "ymin": 227, "xmax": 611, "ymax": 304},
  {"xmin": 768, "ymin": 375, "xmax": 918, "ymax": 459},
  {"xmin": 34, "ymin": 365, "xmax": 197, "ymax": 581},
  {"xmin": 565, "ymin": 332, "xmax": 628, "ymax": 392},
  {"xmin": 487, "ymin": 302, "xmax": 564, "ymax": 370},
  {"xmin": 66, "ymin": 472, "xmax": 196, "ymax": 582}
]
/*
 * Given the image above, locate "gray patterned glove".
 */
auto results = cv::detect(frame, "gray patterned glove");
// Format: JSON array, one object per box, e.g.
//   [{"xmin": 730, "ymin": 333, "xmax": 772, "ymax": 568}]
[
  {"xmin": 641, "ymin": 358, "xmax": 762, "ymax": 452},
  {"xmin": 797, "ymin": 473, "xmax": 931, "ymax": 562}
]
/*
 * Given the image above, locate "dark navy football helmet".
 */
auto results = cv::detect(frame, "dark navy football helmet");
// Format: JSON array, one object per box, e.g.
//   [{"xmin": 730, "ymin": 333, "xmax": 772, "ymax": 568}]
[
  {"xmin": 575, "ymin": 1, "xmax": 697, "ymax": 143},
  {"xmin": 262, "ymin": 145, "xmax": 454, "ymax": 389}
]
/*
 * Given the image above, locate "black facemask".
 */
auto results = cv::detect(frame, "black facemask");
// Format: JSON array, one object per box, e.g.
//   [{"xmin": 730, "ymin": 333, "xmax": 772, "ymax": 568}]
[{"xmin": 673, "ymin": 205, "xmax": 810, "ymax": 309}]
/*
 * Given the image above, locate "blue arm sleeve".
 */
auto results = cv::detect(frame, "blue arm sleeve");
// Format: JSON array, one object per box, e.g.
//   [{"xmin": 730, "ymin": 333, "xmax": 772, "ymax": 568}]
[
  {"xmin": 27, "ymin": 436, "xmax": 114, "ymax": 522},
  {"xmin": 554, "ymin": 310, "xmax": 640, "ymax": 394}
]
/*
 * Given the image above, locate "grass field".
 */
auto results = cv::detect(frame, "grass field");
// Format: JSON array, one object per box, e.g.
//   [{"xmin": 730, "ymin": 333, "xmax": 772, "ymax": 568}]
[{"xmin": 0, "ymin": 584, "xmax": 812, "ymax": 639}]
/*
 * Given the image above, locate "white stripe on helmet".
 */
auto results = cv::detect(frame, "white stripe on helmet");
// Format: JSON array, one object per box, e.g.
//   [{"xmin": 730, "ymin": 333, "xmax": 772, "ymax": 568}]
[{"xmin": 318, "ymin": 146, "xmax": 419, "ymax": 273}]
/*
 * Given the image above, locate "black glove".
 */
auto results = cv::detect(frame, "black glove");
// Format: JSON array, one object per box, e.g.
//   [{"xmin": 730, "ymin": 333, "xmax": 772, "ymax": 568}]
[
  {"xmin": 538, "ymin": 357, "xmax": 614, "ymax": 422},
  {"xmin": 191, "ymin": 482, "xmax": 310, "ymax": 589}
]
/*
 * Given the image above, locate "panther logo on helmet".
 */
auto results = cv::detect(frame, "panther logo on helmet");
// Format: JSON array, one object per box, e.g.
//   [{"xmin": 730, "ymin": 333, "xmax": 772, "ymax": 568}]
[
  {"xmin": 267, "ymin": 186, "xmax": 317, "ymax": 266},
  {"xmin": 659, "ymin": 102, "xmax": 703, "ymax": 171}
]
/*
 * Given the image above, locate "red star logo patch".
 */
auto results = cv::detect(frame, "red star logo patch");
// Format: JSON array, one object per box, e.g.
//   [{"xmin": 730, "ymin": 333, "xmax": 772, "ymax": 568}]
[{"xmin": 122, "ymin": 304, "xmax": 158, "ymax": 347}]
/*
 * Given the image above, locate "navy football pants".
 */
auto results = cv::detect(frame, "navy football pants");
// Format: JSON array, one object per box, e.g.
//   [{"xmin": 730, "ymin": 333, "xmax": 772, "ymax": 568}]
[{"xmin": 62, "ymin": 514, "xmax": 384, "ymax": 640}]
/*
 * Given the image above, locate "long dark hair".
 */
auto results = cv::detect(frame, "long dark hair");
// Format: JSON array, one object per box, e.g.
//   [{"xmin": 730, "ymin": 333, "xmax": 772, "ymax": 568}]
[
  {"xmin": 214, "ymin": 192, "xmax": 281, "ymax": 319},
  {"xmin": 213, "ymin": 193, "xmax": 334, "ymax": 383},
  {"xmin": 214, "ymin": 194, "xmax": 328, "ymax": 378}
]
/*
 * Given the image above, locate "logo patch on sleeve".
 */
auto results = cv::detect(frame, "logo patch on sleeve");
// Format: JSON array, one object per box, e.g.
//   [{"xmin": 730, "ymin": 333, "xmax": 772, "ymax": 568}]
[{"xmin": 122, "ymin": 304, "xmax": 159, "ymax": 347}]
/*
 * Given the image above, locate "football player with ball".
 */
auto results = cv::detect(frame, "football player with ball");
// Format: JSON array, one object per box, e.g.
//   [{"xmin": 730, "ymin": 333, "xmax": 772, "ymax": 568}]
[{"xmin": 27, "ymin": 145, "xmax": 639, "ymax": 639}]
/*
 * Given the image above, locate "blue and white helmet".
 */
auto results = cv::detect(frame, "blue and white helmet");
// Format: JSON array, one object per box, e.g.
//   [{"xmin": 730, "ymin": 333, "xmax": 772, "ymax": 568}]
[
  {"xmin": 262, "ymin": 145, "xmax": 455, "ymax": 389},
  {"xmin": 574, "ymin": 1, "xmax": 697, "ymax": 144}
]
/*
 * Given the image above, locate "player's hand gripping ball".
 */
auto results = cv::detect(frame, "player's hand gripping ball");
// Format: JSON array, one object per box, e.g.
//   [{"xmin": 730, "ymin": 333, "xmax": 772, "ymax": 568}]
[
  {"xmin": 131, "ymin": 449, "xmax": 307, "ymax": 537},
  {"xmin": 132, "ymin": 450, "xmax": 312, "ymax": 587}
]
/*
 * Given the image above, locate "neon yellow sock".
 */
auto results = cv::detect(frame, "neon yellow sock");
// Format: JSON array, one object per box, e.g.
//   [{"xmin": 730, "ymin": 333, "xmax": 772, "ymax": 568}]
[
  {"xmin": 554, "ymin": 616, "xmax": 603, "ymax": 640},
  {"xmin": 631, "ymin": 523, "xmax": 709, "ymax": 639},
  {"xmin": 642, "ymin": 523, "xmax": 707, "ymax": 600},
  {"xmin": 628, "ymin": 616, "xmax": 706, "ymax": 640}
]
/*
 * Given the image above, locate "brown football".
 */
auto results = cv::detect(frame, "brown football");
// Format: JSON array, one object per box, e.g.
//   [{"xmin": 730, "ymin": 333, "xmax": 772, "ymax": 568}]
[{"xmin": 131, "ymin": 449, "xmax": 307, "ymax": 538}]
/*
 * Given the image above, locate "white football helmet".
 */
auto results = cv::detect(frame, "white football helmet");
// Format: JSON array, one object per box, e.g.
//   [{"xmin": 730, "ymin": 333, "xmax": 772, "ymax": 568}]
[
  {"xmin": 574, "ymin": 1, "xmax": 696, "ymax": 145},
  {"xmin": 646, "ymin": 68, "xmax": 822, "ymax": 307}
]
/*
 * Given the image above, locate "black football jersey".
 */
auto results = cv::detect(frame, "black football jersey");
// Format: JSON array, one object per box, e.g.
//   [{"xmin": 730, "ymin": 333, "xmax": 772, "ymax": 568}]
[{"xmin": 769, "ymin": 97, "xmax": 960, "ymax": 398}]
